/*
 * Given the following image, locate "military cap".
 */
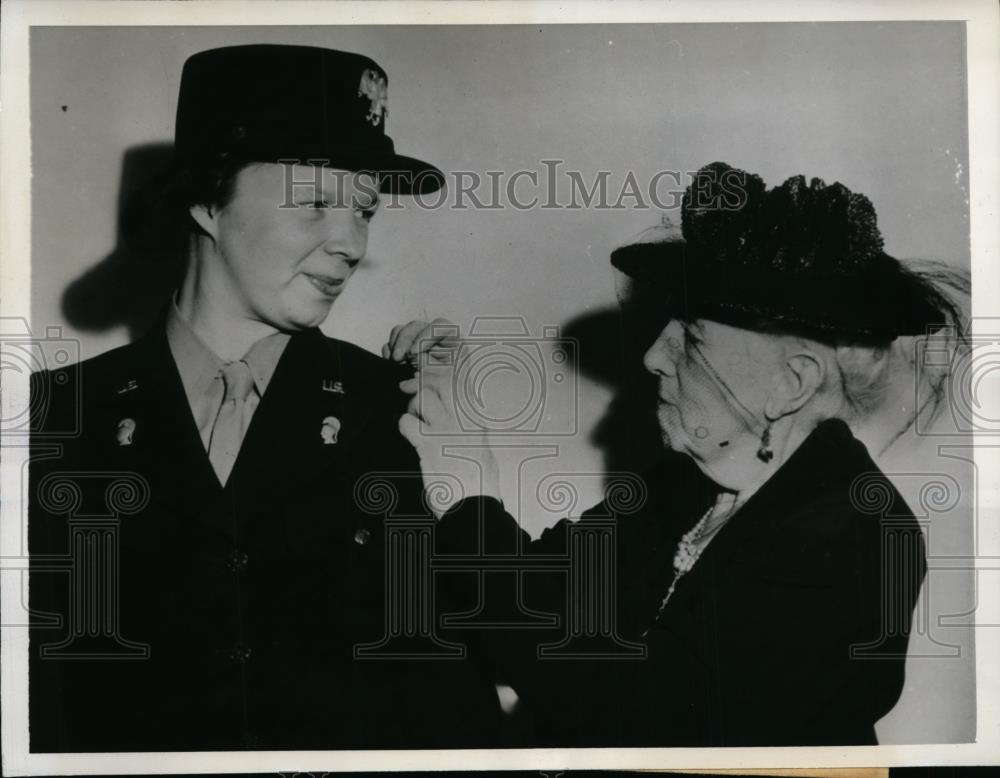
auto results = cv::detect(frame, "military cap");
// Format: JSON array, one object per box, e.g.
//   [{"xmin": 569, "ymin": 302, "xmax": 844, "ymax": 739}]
[{"xmin": 175, "ymin": 43, "xmax": 444, "ymax": 194}]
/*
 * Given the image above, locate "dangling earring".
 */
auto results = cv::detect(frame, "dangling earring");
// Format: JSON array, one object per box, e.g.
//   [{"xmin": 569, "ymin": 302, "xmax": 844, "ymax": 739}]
[{"xmin": 756, "ymin": 423, "xmax": 774, "ymax": 463}]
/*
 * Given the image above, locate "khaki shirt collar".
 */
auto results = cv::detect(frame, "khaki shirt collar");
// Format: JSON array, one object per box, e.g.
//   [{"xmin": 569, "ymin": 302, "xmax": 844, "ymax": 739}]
[{"xmin": 165, "ymin": 297, "xmax": 291, "ymax": 404}]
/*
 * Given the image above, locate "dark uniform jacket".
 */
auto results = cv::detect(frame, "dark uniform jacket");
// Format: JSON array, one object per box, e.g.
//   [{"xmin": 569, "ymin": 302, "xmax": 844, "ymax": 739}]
[
  {"xmin": 29, "ymin": 321, "xmax": 501, "ymax": 752},
  {"xmin": 436, "ymin": 418, "xmax": 927, "ymax": 747}
]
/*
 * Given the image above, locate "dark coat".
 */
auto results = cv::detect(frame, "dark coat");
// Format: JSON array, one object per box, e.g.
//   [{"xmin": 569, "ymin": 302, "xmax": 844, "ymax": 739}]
[
  {"xmin": 29, "ymin": 322, "xmax": 501, "ymax": 752},
  {"xmin": 436, "ymin": 418, "xmax": 927, "ymax": 747}
]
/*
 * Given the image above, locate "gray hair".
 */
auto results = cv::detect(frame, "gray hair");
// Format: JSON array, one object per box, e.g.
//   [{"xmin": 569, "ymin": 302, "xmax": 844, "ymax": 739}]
[
  {"xmin": 833, "ymin": 343, "xmax": 894, "ymax": 421},
  {"xmin": 827, "ymin": 259, "xmax": 970, "ymax": 452}
]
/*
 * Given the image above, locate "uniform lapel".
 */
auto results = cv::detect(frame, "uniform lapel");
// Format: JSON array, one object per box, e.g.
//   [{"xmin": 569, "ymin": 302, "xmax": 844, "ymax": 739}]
[
  {"xmin": 227, "ymin": 328, "xmax": 384, "ymax": 495},
  {"xmin": 108, "ymin": 324, "xmax": 401, "ymax": 524},
  {"xmin": 101, "ymin": 322, "xmax": 224, "ymax": 515}
]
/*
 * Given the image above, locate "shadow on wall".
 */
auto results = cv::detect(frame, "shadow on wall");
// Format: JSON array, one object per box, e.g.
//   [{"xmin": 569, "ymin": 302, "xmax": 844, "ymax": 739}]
[
  {"xmin": 561, "ymin": 299, "xmax": 666, "ymax": 484},
  {"xmin": 62, "ymin": 142, "xmax": 186, "ymax": 342}
]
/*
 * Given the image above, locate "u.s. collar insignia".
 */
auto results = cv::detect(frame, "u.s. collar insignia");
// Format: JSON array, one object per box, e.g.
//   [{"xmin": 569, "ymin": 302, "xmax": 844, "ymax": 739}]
[
  {"xmin": 322, "ymin": 379, "xmax": 345, "ymax": 395},
  {"xmin": 116, "ymin": 379, "xmax": 139, "ymax": 395},
  {"xmin": 358, "ymin": 68, "xmax": 388, "ymax": 127}
]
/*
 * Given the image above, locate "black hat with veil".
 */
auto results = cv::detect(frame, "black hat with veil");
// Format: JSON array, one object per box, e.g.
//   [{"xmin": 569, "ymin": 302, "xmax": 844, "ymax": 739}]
[{"xmin": 611, "ymin": 161, "xmax": 965, "ymax": 344}]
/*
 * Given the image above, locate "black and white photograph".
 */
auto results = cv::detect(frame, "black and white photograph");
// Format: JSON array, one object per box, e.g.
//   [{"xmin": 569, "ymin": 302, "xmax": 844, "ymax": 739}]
[{"xmin": 1, "ymin": 0, "xmax": 998, "ymax": 774}]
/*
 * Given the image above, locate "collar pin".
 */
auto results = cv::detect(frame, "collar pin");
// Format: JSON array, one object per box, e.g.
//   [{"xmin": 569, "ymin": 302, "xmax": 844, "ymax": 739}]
[{"xmin": 117, "ymin": 418, "xmax": 136, "ymax": 446}]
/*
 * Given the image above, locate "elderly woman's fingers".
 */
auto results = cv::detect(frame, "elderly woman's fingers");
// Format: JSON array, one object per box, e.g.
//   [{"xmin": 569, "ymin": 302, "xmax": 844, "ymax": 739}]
[
  {"xmin": 383, "ymin": 323, "xmax": 407, "ymax": 359},
  {"xmin": 404, "ymin": 384, "xmax": 435, "ymax": 422},
  {"xmin": 398, "ymin": 412, "xmax": 422, "ymax": 449},
  {"xmin": 401, "ymin": 375, "xmax": 460, "ymax": 435},
  {"xmin": 386, "ymin": 318, "xmax": 460, "ymax": 365},
  {"xmin": 406, "ymin": 391, "xmax": 422, "ymax": 419},
  {"xmin": 423, "ymin": 319, "xmax": 463, "ymax": 365},
  {"xmin": 418, "ymin": 384, "xmax": 453, "ymax": 430},
  {"xmin": 398, "ymin": 401, "xmax": 502, "ymax": 520},
  {"xmin": 424, "ymin": 366, "xmax": 457, "ymax": 408},
  {"xmin": 385, "ymin": 320, "xmax": 426, "ymax": 361}
]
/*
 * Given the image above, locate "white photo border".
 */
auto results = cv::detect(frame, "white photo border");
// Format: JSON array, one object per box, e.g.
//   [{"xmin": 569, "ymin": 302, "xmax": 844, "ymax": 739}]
[{"xmin": 2, "ymin": 0, "xmax": 998, "ymax": 774}]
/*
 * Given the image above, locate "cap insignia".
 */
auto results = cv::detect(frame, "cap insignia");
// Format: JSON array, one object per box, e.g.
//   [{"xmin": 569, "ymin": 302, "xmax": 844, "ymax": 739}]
[{"xmin": 358, "ymin": 68, "xmax": 388, "ymax": 127}]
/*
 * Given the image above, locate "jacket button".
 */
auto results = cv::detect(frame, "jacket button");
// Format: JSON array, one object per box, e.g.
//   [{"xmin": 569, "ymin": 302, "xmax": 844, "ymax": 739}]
[
  {"xmin": 354, "ymin": 528, "xmax": 371, "ymax": 546},
  {"xmin": 226, "ymin": 549, "xmax": 249, "ymax": 571}
]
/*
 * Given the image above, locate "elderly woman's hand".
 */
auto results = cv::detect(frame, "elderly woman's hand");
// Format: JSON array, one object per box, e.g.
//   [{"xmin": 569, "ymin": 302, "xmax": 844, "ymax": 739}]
[
  {"xmin": 382, "ymin": 318, "xmax": 460, "ymax": 367},
  {"xmin": 398, "ymin": 364, "xmax": 501, "ymax": 519}
]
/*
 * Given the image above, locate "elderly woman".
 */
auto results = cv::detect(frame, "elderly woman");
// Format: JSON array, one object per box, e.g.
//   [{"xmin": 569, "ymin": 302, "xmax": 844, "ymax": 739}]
[{"xmin": 390, "ymin": 162, "xmax": 963, "ymax": 746}]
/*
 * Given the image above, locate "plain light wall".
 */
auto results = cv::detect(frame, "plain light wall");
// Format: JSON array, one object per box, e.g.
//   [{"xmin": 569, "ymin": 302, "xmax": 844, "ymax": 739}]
[{"xmin": 29, "ymin": 22, "xmax": 973, "ymax": 744}]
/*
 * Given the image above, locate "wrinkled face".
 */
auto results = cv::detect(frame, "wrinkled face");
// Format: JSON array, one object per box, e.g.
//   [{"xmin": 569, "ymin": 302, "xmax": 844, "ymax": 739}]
[
  {"xmin": 201, "ymin": 163, "xmax": 380, "ymax": 331},
  {"xmin": 643, "ymin": 319, "xmax": 782, "ymax": 474}
]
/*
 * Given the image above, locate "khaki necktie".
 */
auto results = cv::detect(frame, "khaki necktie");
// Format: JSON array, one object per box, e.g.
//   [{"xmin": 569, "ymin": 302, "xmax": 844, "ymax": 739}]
[{"xmin": 208, "ymin": 360, "xmax": 256, "ymax": 485}]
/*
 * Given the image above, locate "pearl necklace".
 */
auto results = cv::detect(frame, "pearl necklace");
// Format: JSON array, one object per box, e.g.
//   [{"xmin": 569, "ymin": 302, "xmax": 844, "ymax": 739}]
[{"xmin": 649, "ymin": 493, "xmax": 740, "ymax": 626}]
